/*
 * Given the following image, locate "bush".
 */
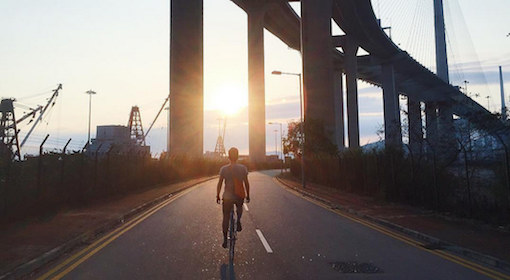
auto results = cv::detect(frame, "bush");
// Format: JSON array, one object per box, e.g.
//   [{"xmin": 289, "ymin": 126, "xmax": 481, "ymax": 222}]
[
  {"xmin": 0, "ymin": 154, "xmax": 228, "ymax": 223},
  {"xmin": 288, "ymin": 148, "xmax": 510, "ymax": 224}
]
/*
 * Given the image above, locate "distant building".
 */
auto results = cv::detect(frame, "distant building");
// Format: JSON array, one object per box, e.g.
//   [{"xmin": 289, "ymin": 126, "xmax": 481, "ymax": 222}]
[{"xmin": 86, "ymin": 125, "xmax": 150, "ymax": 157}]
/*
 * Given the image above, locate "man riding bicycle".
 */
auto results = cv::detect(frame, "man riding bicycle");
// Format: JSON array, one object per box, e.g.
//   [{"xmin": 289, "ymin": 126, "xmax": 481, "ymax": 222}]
[{"xmin": 216, "ymin": 147, "xmax": 250, "ymax": 248}]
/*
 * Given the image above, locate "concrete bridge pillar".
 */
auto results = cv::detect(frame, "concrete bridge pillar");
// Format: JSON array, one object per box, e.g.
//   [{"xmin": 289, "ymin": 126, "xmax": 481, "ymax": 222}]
[
  {"xmin": 408, "ymin": 97, "xmax": 423, "ymax": 156},
  {"xmin": 425, "ymin": 102, "xmax": 438, "ymax": 151},
  {"xmin": 169, "ymin": 0, "xmax": 203, "ymax": 157},
  {"xmin": 437, "ymin": 103, "xmax": 456, "ymax": 157},
  {"xmin": 301, "ymin": 0, "xmax": 337, "ymax": 147},
  {"xmin": 334, "ymin": 71, "xmax": 345, "ymax": 150},
  {"xmin": 381, "ymin": 63, "xmax": 402, "ymax": 149},
  {"xmin": 247, "ymin": 5, "xmax": 266, "ymax": 162},
  {"xmin": 343, "ymin": 37, "xmax": 360, "ymax": 148}
]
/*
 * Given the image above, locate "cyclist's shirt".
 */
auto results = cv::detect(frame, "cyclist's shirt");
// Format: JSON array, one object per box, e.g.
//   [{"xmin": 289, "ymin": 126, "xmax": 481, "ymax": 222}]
[{"xmin": 219, "ymin": 163, "xmax": 248, "ymax": 201}]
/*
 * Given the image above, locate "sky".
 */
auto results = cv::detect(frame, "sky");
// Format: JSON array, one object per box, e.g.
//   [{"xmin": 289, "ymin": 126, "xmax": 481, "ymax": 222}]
[{"xmin": 1, "ymin": 0, "xmax": 509, "ymax": 157}]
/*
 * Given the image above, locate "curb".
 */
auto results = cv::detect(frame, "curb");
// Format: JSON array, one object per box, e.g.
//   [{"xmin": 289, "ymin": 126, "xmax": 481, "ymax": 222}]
[
  {"xmin": 275, "ymin": 177, "xmax": 510, "ymax": 273},
  {"xmin": 0, "ymin": 176, "xmax": 217, "ymax": 280}
]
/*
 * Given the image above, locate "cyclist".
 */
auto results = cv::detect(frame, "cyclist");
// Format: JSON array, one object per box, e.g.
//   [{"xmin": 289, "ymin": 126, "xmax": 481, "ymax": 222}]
[{"xmin": 216, "ymin": 147, "xmax": 250, "ymax": 248}]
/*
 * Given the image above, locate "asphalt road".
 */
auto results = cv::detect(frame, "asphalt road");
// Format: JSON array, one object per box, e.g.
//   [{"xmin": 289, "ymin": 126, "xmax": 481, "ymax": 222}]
[{"xmin": 40, "ymin": 170, "xmax": 500, "ymax": 279}]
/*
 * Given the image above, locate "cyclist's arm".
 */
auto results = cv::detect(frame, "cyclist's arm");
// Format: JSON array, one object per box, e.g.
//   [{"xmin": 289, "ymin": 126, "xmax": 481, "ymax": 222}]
[{"xmin": 216, "ymin": 175, "xmax": 224, "ymax": 202}]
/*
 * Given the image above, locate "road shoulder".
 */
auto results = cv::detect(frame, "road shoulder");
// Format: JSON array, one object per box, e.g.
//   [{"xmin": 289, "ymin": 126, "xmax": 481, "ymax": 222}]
[
  {"xmin": 275, "ymin": 174, "xmax": 510, "ymax": 273},
  {"xmin": 0, "ymin": 176, "xmax": 217, "ymax": 279}
]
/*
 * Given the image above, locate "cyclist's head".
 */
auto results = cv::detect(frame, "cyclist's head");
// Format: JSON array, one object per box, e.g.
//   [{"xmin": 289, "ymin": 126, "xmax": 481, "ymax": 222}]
[{"xmin": 228, "ymin": 147, "xmax": 239, "ymax": 162}]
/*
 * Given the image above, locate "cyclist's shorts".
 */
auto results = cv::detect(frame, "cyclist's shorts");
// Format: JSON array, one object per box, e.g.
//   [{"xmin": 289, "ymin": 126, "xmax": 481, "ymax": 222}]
[{"xmin": 222, "ymin": 199, "xmax": 243, "ymax": 215}]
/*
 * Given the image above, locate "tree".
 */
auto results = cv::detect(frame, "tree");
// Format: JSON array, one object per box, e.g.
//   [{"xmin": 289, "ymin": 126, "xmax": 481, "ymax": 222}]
[
  {"xmin": 283, "ymin": 119, "xmax": 338, "ymax": 158},
  {"xmin": 282, "ymin": 121, "xmax": 303, "ymax": 157}
]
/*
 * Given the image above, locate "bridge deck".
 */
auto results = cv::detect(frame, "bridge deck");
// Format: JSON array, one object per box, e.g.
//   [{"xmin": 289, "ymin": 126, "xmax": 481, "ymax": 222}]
[{"xmin": 231, "ymin": 0, "xmax": 509, "ymax": 139}]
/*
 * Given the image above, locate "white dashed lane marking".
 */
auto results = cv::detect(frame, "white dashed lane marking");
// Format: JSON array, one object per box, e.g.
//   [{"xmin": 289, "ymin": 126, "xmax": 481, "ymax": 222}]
[{"xmin": 256, "ymin": 229, "xmax": 273, "ymax": 253}]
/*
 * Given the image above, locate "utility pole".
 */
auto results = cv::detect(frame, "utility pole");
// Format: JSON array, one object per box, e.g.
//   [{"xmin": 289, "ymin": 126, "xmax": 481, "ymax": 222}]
[{"xmin": 85, "ymin": 90, "xmax": 97, "ymax": 144}]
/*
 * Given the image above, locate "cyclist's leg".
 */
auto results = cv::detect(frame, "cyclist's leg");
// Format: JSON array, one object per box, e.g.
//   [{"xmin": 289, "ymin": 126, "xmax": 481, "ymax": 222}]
[
  {"xmin": 234, "ymin": 199, "xmax": 243, "ymax": 231},
  {"xmin": 222, "ymin": 200, "xmax": 234, "ymax": 246},
  {"xmin": 234, "ymin": 199, "xmax": 243, "ymax": 220}
]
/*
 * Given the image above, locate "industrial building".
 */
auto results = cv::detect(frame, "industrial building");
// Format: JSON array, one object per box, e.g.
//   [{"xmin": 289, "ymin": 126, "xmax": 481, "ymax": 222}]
[{"xmin": 86, "ymin": 125, "xmax": 150, "ymax": 157}]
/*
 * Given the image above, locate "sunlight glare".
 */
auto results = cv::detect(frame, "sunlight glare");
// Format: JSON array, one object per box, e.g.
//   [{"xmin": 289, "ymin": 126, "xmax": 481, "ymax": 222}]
[{"xmin": 209, "ymin": 84, "xmax": 247, "ymax": 116}]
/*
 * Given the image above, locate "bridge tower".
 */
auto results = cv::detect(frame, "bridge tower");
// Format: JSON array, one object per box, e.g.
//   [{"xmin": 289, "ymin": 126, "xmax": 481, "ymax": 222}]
[
  {"xmin": 500, "ymin": 66, "xmax": 507, "ymax": 119},
  {"xmin": 433, "ymin": 0, "xmax": 455, "ymax": 156},
  {"xmin": 434, "ymin": 0, "xmax": 449, "ymax": 83}
]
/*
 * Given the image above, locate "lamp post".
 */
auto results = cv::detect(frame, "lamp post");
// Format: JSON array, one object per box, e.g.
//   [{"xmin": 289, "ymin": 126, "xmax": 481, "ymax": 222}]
[
  {"xmin": 164, "ymin": 107, "xmax": 170, "ymax": 156},
  {"xmin": 463, "ymin": 80, "xmax": 469, "ymax": 96},
  {"xmin": 274, "ymin": 129, "xmax": 278, "ymax": 156},
  {"xmin": 85, "ymin": 90, "xmax": 97, "ymax": 144},
  {"xmin": 269, "ymin": 122, "xmax": 284, "ymax": 174},
  {"xmin": 271, "ymin": 70, "xmax": 305, "ymax": 187}
]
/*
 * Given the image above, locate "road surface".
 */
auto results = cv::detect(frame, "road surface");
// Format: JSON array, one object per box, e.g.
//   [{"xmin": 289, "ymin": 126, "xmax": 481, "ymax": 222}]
[{"xmin": 38, "ymin": 170, "xmax": 506, "ymax": 279}]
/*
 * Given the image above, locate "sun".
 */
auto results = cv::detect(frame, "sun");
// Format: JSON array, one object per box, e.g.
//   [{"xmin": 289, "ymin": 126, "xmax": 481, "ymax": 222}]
[{"xmin": 209, "ymin": 84, "xmax": 247, "ymax": 116}]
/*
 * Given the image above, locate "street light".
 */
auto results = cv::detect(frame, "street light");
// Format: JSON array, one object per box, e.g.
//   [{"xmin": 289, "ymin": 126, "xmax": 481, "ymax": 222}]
[
  {"xmin": 269, "ymin": 122, "xmax": 284, "ymax": 174},
  {"xmin": 271, "ymin": 71, "xmax": 303, "ymax": 124},
  {"xmin": 164, "ymin": 107, "xmax": 170, "ymax": 155},
  {"xmin": 274, "ymin": 129, "xmax": 278, "ymax": 156},
  {"xmin": 271, "ymin": 70, "xmax": 305, "ymax": 188},
  {"xmin": 85, "ymin": 90, "xmax": 97, "ymax": 144},
  {"xmin": 463, "ymin": 80, "xmax": 470, "ymax": 96}
]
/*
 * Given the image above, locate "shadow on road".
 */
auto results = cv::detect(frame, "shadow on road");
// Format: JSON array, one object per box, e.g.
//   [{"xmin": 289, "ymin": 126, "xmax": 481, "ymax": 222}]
[{"xmin": 220, "ymin": 263, "xmax": 236, "ymax": 280}]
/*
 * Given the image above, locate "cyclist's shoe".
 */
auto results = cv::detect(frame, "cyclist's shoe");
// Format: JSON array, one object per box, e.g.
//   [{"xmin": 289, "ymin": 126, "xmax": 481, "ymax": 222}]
[
  {"xmin": 222, "ymin": 237, "xmax": 228, "ymax": 248},
  {"xmin": 237, "ymin": 221, "xmax": 242, "ymax": 232}
]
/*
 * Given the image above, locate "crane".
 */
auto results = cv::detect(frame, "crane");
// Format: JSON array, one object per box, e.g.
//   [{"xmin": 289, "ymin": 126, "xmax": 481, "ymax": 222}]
[
  {"xmin": 128, "ymin": 106, "xmax": 145, "ymax": 146},
  {"xmin": 0, "ymin": 83, "xmax": 61, "ymax": 160},
  {"xmin": 144, "ymin": 97, "xmax": 169, "ymax": 139},
  {"xmin": 214, "ymin": 117, "xmax": 227, "ymax": 157},
  {"xmin": 20, "ymin": 84, "xmax": 62, "ymax": 148}
]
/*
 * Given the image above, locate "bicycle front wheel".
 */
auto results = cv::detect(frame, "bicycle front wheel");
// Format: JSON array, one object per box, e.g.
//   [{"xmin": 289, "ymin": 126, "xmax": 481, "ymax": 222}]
[{"xmin": 228, "ymin": 211, "xmax": 236, "ymax": 265}]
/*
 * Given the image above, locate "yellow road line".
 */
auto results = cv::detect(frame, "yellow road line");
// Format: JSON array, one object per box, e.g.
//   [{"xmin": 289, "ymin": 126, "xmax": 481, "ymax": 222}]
[
  {"xmin": 38, "ymin": 186, "xmax": 197, "ymax": 280},
  {"xmin": 37, "ymin": 222, "xmax": 128, "ymax": 280},
  {"xmin": 274, "ymin": 178, "xmax": 510, "ymax": 280}
]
